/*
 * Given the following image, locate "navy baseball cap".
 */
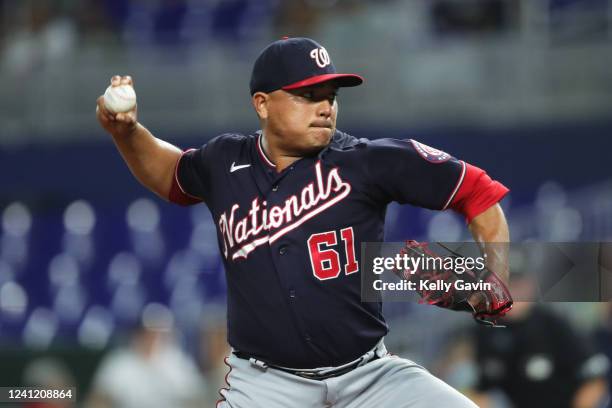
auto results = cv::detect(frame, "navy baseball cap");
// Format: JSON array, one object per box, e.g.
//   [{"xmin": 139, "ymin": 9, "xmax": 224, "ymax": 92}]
[{"xmin": 249, "ymin": 37, "xmax": 364, "ymax": 95}]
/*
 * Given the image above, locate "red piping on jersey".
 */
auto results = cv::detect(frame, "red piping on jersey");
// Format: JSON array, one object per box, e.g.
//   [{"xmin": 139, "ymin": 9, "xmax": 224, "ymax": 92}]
[
  {"xmin": 442, "ymin": 160, "xmax": 466, "ymax": 210},
  {"xmin": 449, "ymin": 162, "xmax": 509, "ymax": 223},
  {"xmin": 257, "ymin": 134, "xmax": 276, "ymax": 168},
  {"xmin": 168, "ymin": 149, "xmax": 204, "ymax": 206},
  {"xmin": 216, "ymin": 356, "xmax": 233, "ymax": 407}
]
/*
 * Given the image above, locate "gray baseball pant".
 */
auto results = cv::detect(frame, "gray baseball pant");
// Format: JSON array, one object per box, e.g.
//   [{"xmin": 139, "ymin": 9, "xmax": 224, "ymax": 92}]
[{"xmin": 216, "ymin": 341, "xmax": 477, "ymax": 408}]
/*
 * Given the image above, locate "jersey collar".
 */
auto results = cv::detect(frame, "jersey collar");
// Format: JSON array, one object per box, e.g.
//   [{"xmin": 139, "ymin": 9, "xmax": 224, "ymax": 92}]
[
  {"xmin": 255, "ymin": 129, "xmax": 345, "ymax": 169},
  {"xmin": 256, "ymin": 132, "xmax": 277, "ymax": 169}
]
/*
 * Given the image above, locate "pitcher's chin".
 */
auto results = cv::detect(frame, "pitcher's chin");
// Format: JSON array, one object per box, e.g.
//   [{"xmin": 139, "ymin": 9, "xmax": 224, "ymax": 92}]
[{"xmin": 308, "ymin": 126, "xmax": 334, "ymax": 145}]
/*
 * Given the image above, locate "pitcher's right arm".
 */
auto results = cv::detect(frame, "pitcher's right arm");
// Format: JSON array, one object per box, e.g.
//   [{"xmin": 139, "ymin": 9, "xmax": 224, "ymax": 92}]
[{"xmin": 96, "ymin": 75, "xmax": 182, "ymax": 201}]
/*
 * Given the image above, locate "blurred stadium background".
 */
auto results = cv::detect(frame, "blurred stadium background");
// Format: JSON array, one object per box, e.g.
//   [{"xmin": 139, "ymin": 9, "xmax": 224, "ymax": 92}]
[{"xmin": 0, "ymin": 0, "xmax": 611, "ymax": 406}]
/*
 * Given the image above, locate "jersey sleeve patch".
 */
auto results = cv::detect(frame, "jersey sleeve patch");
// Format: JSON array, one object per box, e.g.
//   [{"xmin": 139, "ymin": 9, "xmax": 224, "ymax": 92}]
[{"xmin": 410, "ymin": 139, "xmax": 451, "ymax": 163}]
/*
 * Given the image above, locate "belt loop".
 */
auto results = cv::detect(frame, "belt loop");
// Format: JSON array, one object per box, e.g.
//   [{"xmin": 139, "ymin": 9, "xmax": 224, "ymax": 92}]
[{"xmin": 249, "ymin": 357, "xmax": 268, "ymax": 370}]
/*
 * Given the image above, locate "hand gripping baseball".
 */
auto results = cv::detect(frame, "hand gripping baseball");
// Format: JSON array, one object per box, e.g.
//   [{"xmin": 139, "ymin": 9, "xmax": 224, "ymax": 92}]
[
  {"xmin": 396, "ymin": 241, "xmax": 513, "ymax": 327},
  {"xmin": 96, "ymin": 75, "xmax": 138, "ymax": 137}
]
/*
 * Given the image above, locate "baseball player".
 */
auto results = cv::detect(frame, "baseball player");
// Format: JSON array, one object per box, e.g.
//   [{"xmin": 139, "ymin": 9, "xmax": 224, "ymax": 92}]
[{"xmin": 96, "ymin": 37, "xmax": 510, "ymax": 407}]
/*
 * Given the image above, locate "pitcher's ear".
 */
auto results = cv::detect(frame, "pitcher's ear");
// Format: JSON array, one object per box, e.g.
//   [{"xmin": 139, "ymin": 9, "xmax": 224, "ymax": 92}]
[{"xmin": 252, "ymin": 92, "xmax": 269, "ymax": 120}]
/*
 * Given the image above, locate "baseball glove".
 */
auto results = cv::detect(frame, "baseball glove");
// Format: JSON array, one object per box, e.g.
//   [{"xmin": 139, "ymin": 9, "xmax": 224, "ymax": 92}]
[{"xmin": 397, "ymin": 240, "xmax": 513, "ymax": 327}]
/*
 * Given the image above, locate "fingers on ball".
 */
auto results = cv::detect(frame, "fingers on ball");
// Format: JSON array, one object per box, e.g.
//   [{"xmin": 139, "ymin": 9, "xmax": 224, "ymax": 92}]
[
  {"xmin": 111, "ymin": 75, "xmax": 134, "ymax": 86},
  {"xmin": 96, "ymin": 96, "xmax": 115, "ymax": 121},
  {"xmin": 96, "ymin": 97, "xmax": 109, "ymax": 120},
  {"xmin": 116, "ymin": 112, "xmax": 135, "ymax": 123},
  {"xmin": 110, "ymin": 75, "xmax": 133, "ymax": 87}
]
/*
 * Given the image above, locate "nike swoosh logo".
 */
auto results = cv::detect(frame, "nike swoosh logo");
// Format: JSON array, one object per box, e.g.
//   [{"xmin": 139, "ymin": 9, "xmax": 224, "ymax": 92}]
[{"xmin": 230, "ymin": 162, "xmax": 251, "ymax": 173}]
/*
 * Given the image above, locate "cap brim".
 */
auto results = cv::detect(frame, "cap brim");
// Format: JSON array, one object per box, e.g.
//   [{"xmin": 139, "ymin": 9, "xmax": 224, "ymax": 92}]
[{"xmin": 282, "ymin": 73, "xmax": 364, "ymax": 90}]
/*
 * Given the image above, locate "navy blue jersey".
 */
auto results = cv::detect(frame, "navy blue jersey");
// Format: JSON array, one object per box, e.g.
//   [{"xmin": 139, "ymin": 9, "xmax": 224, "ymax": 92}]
[{"xmin": 173, "ymin": 130, "xmax": 507, "ymax": 368}]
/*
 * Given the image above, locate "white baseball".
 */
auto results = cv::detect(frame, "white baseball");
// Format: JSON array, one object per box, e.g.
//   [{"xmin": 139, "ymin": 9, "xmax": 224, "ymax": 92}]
[{"xmin": 103, "ymin": 84, "xmax": 137, "ymax": 113}]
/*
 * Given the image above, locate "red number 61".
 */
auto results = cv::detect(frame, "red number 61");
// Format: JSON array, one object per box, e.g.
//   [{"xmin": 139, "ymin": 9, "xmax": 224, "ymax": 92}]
[{"xmin": 307, "ymin": 227, "xmax": 359, "ymax": 280}]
